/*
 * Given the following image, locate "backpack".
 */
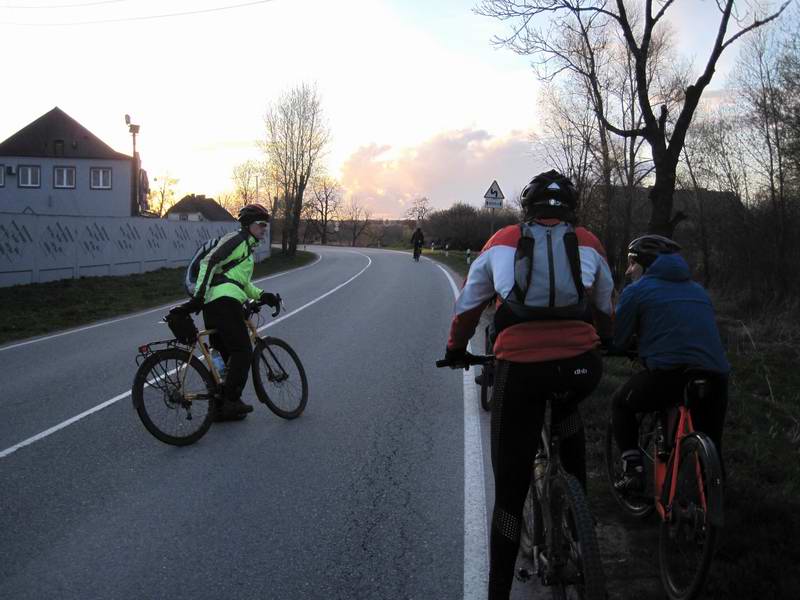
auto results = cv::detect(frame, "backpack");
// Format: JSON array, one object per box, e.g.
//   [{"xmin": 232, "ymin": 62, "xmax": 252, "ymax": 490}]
[
  {"xmin": 184, "ymin": 233, "xmax": 251, "ymax": 296},
  {"xmin": 494, "ymin": 221, "xmax": 587, "ymax": 334}
]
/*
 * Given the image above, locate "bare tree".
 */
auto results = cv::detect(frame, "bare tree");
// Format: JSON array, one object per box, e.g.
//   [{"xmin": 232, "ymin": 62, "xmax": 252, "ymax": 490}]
[
  {"xmin": 405, "ymin": 196, "xmax": 432, "ymax": 223},
  {"xmin": 305, "ymin": 175, "xmax": 342, "ymax": 244},
  {"xmin": 232, "ymin": 160, "xmax": 263, "ymax": 206},
  {"xmin": 262, "ymin": 83, "xmax": 331, "ymax": 255},
  {"xmin": 216, "ymin": 190, "xmax": 245, "ymax": 217},
  {"xmin": 343, "ymin": 198, "xmax": 371, "ymax": 247},
  {"xmin": 149, "ymin": 173, "xmax": 179, "ymax": 217},
  {"xmin": 477, "ymin": 0, "xmax": 790, "ymax": 236}
]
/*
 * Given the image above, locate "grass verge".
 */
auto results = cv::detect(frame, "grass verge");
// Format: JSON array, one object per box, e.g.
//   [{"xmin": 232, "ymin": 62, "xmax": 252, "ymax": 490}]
[
  {"xmin": 429, "ymin": 251, "xmax": 800, "ymax": 598},
  {"xmin": 0, "ymin": 249, "xmax": 317, "ymax": 346}
]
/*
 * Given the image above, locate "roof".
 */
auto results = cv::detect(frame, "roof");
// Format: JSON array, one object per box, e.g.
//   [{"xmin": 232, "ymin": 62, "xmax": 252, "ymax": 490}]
[
  {"xmin": 0, "ymin": 107, "xmax": 130, "ymax": 160},
  {"xmin": 166, "ymin": 195, "xmax": 236, "ymax": 221}
]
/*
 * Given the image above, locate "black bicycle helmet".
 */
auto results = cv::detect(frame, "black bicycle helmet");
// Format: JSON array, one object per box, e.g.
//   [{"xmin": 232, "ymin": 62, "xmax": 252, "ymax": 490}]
[
  {"xmin": 627, "ymin": 234, "xmax": 681, "ymax": 268},
  {"xmin": 520, "ymin": 170, "xmax": 577, "ymax": 220},
  {"xmin": 238, "ymin": 203, "xmax": 270, "ymax": 226}
]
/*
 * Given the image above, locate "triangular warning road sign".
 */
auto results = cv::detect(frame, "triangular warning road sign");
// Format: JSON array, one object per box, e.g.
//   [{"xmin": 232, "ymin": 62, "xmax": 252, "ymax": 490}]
[{"xmin": 484, "ymin": 180, "xmax": 504, "ymax": 200}]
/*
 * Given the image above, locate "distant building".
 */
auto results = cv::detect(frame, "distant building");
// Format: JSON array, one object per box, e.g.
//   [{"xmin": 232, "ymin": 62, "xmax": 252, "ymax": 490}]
[
  {"xmin": 0, "ymin": 107, "xmax": 146, "ymax": 217},
  {"xmin": 165, "ymin": 194, "xmax": 235, "ymax": 222}
]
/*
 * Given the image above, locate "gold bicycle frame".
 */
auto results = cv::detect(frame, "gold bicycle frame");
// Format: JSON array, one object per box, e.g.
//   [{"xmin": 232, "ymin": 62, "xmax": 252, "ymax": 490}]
[{"xmin": 179, "ymin": 315, "xmax": 261, "ymax": 389}]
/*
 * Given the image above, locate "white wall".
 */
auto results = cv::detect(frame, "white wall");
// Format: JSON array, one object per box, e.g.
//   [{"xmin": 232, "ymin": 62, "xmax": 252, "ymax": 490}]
[
  {"xmin": 0, "ymin": 157, "xmax": 131, "ymax": 217},
  {"xmin": 0, "ymin": 213, "xmax": 270, "ymax": 287}
]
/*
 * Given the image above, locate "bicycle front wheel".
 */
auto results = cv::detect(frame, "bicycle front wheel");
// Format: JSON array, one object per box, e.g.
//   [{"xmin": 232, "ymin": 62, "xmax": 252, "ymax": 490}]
[
  {"xmin": 659, "ymin": 433, "xmax": 723, "ymax": 600},
  {"xmin": 252, "ymin": 337, "xmax": 308, "ymax": 419},
  {"xmin": 548, "ymin": 474, "xmax": 606, "ymax": 600},
  {"xmin": 604, "ymin": 413, "xmax": 657, "ymax": 518},
  {"xmin": 132, "ymin": 348, "xmax": 216, "ymax": 446}
]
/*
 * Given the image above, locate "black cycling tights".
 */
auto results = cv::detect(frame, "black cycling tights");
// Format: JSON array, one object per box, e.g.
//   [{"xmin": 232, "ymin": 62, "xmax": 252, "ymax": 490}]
[
  {"xmin": 488, "ymin": 351, "xmax": 602, "ymax": 600},
  {"xmin": 202, "ymin": 297, "xmax": 253, "ymax": 403}
]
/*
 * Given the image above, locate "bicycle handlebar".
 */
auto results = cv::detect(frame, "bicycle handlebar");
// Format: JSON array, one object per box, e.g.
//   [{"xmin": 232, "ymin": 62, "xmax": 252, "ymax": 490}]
[
  {"xmin": 244, "ymin": 293, "xmax": 283, "ymax": 318},
  {"xmin": 436, "ymin": 354, "xmax": 494, "ymax": 369}
]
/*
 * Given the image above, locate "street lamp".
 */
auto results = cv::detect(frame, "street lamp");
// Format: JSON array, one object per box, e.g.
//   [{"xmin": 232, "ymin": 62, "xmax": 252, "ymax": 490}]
[{"xmin": 125, "ymin": 114, "xmax": 141, "ymax": 215}]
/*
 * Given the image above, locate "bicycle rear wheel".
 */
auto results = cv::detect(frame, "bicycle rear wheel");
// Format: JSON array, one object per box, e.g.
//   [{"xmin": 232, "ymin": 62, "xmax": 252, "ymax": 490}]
[
  {"xmin": 659, "ymin": 433, "xmax": 723, "ymax": 600},
  {"xmin": 132, "ymin": 348, "xmax": 216, "ymax": 446},
  {"xmin": 252, "ymin": 337, "xmax": 308, "ymax": 419},
  {"xmin": 604, "ymin": 413, "xmax": 657, "ymax": 518},
  {"xmin": 548, "ymin": 474, "xmax": 606, "ymax": 600}
]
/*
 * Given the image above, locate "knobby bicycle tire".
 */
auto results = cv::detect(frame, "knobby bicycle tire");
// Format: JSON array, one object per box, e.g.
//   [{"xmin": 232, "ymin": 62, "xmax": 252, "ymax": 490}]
[
  {"xmin": 604, "ymin": 414, "xmax": 657, "ymax": 519},
  {"xmin": 132, "ymin": 348, "xmax": 217, "ymax": 446},
  {"xmin": 658, "ymin": 432, "xmax": 723, "ymax": 600},
  {"xmin": 548, "ymin": 474, "xmax": 606, "ymax": 600},
  {"xmin": 251, "ymin": 337, "xmax": 308, "ymax": 419}
]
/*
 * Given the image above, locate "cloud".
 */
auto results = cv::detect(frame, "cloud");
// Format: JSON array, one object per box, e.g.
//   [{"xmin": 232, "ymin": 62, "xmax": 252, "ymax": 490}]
[{"xmin": 339, "ymin": 129, "xmax": 547, "ymax": 218}]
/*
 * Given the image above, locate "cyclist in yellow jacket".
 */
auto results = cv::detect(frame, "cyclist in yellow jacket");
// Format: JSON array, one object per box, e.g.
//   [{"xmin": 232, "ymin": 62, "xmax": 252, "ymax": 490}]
[{"xmin": 184, "ymin": 204, "xmax": 279, "ymax": 420}]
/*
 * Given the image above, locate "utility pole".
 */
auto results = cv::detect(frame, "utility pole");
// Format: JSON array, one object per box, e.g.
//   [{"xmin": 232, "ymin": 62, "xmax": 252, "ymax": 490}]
[{"xmin": 125, "ymin": 114, "xmax": 140, "ymax": 216}]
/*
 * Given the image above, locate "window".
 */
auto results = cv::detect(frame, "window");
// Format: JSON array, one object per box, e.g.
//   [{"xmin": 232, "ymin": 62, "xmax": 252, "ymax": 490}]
[
  {"xmin": 18, "ymin": 165, "xmax": 41, "ymax": 188},
  {"xmin": 0, "ymin": 165, "xmax": 4, "ymax": 187},
  {"xmin": 90, "ymin": 167, "xmax": 112, "ymax": 189},
  {"xmin": 54, "ymin": 166, "xmax": 76, "ymax": 189}
]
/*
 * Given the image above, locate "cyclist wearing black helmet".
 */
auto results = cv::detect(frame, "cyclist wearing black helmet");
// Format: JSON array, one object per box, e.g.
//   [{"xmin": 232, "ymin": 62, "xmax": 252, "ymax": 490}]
[
  {"xmin": 612, "ymin": 234, "xmax": 730, "ymax": 491},
  {"xmin": 184, "ymin": 203, "xmax": 279, "ymax": 421},
  {"xmin": 444, "ymin": 170, "xmax": 614, "ymax": 599}
]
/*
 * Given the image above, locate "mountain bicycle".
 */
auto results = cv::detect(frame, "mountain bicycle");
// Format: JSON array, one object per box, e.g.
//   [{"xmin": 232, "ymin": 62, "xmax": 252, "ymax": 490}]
[
  {"xmin": 413, "ymin": 243, "xmax": 422, "ymax": 262},
  {"xmin": 132, "ymin": 295, "xmax": 308, "ymax": 446},
  {"xmin": 604, "ymin": 353, "xmax": 724, "ymax": 600},
  {"xmin": 437, "ymin": 353, "xmax": 605, "ymax": 600}
]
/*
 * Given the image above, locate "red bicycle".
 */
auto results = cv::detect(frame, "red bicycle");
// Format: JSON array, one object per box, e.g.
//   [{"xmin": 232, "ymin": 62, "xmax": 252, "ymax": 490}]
[{"xmin": 604, "ymin": 359, "xmax": 724, "ymax": 600}]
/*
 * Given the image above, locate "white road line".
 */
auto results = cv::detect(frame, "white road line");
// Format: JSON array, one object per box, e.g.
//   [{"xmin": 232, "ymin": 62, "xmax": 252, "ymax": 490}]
[
  {"xmin": 0, "ymin": 252, "xmax": 323, "ymax": 353},
  {"xmin": 0, "ymin": 252, "xmax": 370, "ymax": 460},
  {"xmin": 436, "ymin": 263, "xmax": 489, "ymax": 599}
]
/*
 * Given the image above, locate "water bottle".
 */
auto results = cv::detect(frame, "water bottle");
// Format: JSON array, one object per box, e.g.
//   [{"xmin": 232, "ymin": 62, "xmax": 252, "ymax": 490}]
[{"xmin": 211, "ymin": 350, "xmax": 226, "ymax": 382}]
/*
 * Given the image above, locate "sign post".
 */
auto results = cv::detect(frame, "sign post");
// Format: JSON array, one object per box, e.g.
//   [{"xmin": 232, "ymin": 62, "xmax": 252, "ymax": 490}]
[{"xmin": 484, "ymin": 180, "xmax": 505, "ymax": 236}]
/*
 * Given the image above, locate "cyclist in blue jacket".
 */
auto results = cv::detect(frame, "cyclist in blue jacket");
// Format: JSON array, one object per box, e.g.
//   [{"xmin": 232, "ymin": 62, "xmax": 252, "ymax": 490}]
[{"xmin": 612, "ymin": 235, "xmax": 730, "ymax": 491}]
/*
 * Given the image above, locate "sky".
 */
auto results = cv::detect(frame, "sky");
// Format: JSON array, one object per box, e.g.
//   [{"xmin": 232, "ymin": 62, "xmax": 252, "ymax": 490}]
[{"xmin": 0, "ymin": 0, "xmax": 773, "ymax": 218}]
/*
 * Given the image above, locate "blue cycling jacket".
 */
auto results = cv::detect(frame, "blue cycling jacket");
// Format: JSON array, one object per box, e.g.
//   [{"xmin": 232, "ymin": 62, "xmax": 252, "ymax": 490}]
[{"xmin": 614, "ymin": 254, "xmax": 730, "ymax": 374}]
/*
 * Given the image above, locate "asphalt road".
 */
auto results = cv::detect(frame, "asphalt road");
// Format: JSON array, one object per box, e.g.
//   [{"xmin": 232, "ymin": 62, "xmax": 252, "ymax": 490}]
[{"xmin": 1, "ymin": 246, "xmax": 517, "ymax": 600}]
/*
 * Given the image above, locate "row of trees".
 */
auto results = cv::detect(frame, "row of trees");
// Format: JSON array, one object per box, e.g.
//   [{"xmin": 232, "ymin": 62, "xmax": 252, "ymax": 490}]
[{"xmin": 475, "ymin": 0, "xmax": 797, "ymax": 302}]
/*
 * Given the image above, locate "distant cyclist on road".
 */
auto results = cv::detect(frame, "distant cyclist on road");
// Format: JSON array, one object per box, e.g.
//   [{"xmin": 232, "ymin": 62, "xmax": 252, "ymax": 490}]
[
  {"xmin": 410, "ymin": 226, "xmax": 425, "ymax": 261},
  {"xmin": 442, "ymin": 170, "xmax": 614, "ymax": 599},
  {"xmin": 611, "ymin": 235, "xmax": 730, "ymax": 491},
  {"xmin": 181, "ymin": 204, "xmax": 280, "ymax": 421}
]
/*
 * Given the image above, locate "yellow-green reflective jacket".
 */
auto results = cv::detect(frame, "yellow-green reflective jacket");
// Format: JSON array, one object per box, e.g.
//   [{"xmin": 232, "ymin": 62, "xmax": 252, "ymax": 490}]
[{"xmin": 193, "ymin": 230, "xmax": 262, "ymax": 304}]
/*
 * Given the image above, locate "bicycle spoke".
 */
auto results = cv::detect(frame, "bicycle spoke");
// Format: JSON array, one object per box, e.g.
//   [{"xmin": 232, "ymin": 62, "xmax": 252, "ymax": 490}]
[
  {"xmin": 252, "ymin": 338, "xmax": 307, "ymax": 419},
  {"xmin": 134, "ymin": 349, "xmax": 215, "ymax": 445}
]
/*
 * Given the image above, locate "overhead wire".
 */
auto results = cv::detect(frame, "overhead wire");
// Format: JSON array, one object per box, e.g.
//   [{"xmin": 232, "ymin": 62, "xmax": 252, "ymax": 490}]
[
  {"xmin": 0, "ymin": 0, "xmax": 128, "ymax": 8},
  {"xmin": 0, "ymin": 0, "xmax": 275, "ymax": 25}
]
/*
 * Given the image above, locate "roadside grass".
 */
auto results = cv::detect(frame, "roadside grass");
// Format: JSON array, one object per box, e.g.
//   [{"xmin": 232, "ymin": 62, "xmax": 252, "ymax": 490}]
[
  {"xmin": 429, "ymin": 252, "xmax": 800, "ymax": 598},
  {"xmin": 0, "ymin": 249, "xmax": 317, "ymax": 346},
  {"xmin": 421, "ymin": 249, "xmax": 473, "ymax": 278}
]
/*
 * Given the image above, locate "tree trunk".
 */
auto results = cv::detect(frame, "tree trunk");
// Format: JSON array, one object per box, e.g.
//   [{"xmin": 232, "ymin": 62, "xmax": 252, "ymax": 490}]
[{"xmin": 647, "ymin": 144, "xmax": 680, "ymax": 236}]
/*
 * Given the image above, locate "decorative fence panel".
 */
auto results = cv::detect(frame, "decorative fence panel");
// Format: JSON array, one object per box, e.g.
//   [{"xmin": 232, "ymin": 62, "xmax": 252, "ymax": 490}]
[{"xmin": 0, "ymin": 213, "xmax": 270, "ymax": 287}]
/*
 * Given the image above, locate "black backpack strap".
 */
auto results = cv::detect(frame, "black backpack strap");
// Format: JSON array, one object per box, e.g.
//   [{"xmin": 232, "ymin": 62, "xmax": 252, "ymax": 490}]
[
  {"xmin": 511, "ymin": 223, "xmax": 534, "ymax": 303},
  {"xmin": 219, "ymin": 231, "xmax": 252, "ymax": 274},
  {"xmin": 209, "ymin": 233, "xmax": 253, "ymax": 291},
  {"xmin": 562, "ymin": 225, "xmax": 585, "ymax": 300}
]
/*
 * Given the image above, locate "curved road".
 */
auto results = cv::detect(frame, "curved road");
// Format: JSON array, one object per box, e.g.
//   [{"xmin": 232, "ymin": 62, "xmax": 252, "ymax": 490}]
[{"xmin": 0, "ymin": 246, "xmax": 510, "ymax": 600}]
